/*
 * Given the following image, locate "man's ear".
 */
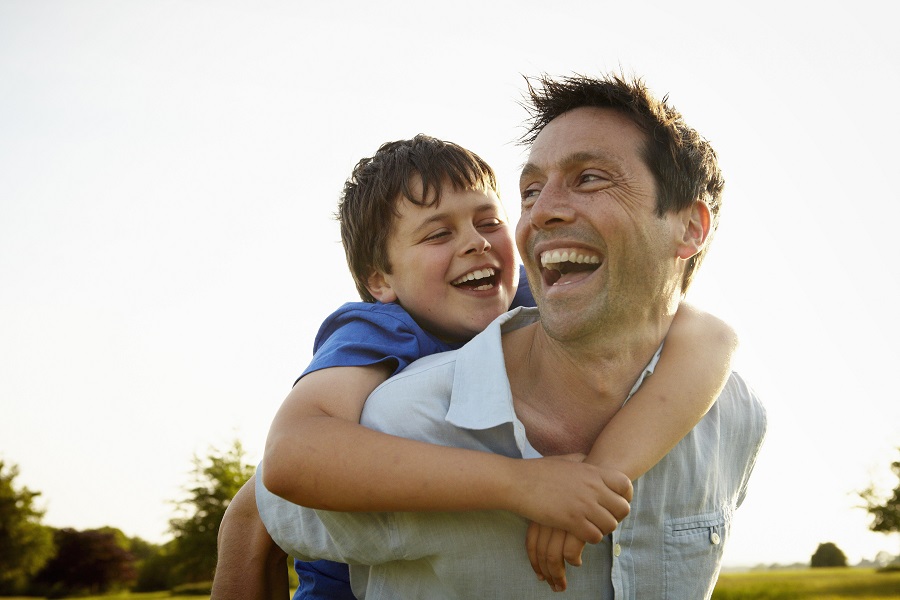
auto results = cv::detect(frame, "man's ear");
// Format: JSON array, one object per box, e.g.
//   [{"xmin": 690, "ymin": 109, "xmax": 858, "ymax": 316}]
[
  {"xmin": 676, "ymin": 201, "xmax": 711, "ymax": 260},
  {"xmin": 365, "ymin": 271, "xmax": 398, "ymax": 304}
]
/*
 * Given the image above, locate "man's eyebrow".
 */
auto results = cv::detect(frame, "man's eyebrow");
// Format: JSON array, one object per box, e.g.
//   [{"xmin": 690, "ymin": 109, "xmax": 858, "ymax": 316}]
[
  {"xmin": 519, "ymin": 162, "xmax": 542, "ymax": 185},
  {"xmin": 520, "ymin": 151, "xmax": 616, "ymax": 186}
]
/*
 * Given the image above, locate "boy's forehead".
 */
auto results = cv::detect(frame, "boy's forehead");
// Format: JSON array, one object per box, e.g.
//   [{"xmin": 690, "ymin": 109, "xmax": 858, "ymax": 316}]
[
  {"xmin": 393, "ymin": 185, "xmax": 503, "ymax": 228},
  {"xmin": 402, "ymin": 172, "xmax": 493, "ymax": 204}
]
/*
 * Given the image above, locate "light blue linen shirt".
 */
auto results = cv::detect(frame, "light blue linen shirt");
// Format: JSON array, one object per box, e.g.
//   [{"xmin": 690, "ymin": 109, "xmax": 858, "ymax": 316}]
[{"xmin": 258, "ymin": 307, "xmax": 767, "ymax": 599}]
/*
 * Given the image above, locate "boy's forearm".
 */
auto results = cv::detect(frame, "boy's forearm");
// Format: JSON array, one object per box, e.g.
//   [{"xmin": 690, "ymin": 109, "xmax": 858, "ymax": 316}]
[
  {"xmin": 582, "ymin": 401, "xmax": 692, "ymax": 481},
  {"xmin": 584, "ymin": 304, "xmax": 737, "ymax": 480},
  {"xmin": 264, "ymin": 416, "xmax": 523, "ymax": 513}
]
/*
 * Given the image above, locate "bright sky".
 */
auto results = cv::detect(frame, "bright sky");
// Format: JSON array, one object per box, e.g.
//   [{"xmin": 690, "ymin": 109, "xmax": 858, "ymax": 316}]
[{"xmin": 2, "ymin": 0, "xmax": 899, "ymax": 569}]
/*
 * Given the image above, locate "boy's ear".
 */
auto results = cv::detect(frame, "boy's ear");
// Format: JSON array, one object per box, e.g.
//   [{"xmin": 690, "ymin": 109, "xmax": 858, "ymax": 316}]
[
  {"xmin": 675, "ymin": 200, "xmax": 711, "ymax": 260},
  {"xmin": 365, "ymin": 271, "xmax": 398, "ymax": 304}
]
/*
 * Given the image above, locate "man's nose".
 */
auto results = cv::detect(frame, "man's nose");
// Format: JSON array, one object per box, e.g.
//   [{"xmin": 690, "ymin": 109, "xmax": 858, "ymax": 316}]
[{"xmin": 528, "ymin": 181, "xmax": 576, "ymax": 229}]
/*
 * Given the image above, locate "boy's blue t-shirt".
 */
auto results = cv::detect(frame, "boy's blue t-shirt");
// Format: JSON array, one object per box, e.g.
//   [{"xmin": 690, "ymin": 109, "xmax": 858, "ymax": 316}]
[
  {"xmin": 291, "ymin": 266, "xmax": 534, "ymax": 600},
  {"xmin": 300, "ymin": 301, "xmax": 460, "ymax": 380}
]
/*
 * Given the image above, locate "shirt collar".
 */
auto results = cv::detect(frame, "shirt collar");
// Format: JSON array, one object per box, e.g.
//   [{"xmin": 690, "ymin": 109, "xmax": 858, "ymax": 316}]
[
  {"xmin": 445, "ymin": 306, "xmax": 663, "ymax": 425},
  {"xmin": 625, "ymin": 344, "xmax": 662, "ymax": 403},
  {"xmin": 445, "ymin": 307, "xmax": 537, "ymax": 431}
]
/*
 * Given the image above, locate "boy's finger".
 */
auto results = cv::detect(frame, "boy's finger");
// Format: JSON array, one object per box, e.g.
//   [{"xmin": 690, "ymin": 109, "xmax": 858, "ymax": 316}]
[
  {"xmin": 541, "ymin": 528, "xmax": 568, "ymax": 592},
  {"xmin": 525, "ymin": 522, "xmax": 544, "ymax": 580},
  {"xmin": 535, "ymin": 524, "xmax": 554, "ymax": 583},
  {"xmin": 563, "ymin": 534, "xmax": 586, "ymax": 567},
  {"xmin": 608, "ymin": 470, "xmax": 634, "ymax": 502}
]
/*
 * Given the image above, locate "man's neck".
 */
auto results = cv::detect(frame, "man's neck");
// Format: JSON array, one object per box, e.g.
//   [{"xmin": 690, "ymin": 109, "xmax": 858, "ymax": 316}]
[{"xmin": 502, "ymin": 317, "xmax": 669, "ymax": 457}]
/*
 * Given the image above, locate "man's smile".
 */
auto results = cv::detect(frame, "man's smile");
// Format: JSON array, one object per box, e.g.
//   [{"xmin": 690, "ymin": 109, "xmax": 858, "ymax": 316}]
[{"xmin": 539, "ymin": 248, "xmax": 603, "ymax": 287}]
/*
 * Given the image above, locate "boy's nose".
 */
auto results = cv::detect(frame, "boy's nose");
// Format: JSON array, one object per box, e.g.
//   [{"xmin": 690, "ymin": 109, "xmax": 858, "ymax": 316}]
[{"xmin": 463, "ymin": 232, "xmax": 491, "ymax": 255}]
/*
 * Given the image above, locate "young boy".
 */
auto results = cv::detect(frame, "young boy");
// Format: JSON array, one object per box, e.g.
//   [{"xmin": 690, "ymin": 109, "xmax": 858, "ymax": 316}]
[{"xmin": 213, "ymin": 135, "xmax": 736, "ymax": 599}]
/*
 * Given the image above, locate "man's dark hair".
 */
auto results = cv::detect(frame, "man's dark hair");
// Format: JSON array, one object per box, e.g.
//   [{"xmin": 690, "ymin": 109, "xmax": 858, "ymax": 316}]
[
  {"xmin": 520, "ymin": 73, "xmax": 724, "ymax": 292},
  {"xmin": 338, "ymin": 134, "xmax": 498, "ymax": 302}
]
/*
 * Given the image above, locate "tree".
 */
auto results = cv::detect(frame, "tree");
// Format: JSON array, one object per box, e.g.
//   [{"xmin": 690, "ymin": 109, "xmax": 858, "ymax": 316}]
[
  {"xmin": 168, "ymin": 439, "xmax": 255, "ymax": 583},
  {"xmin": 0, "ymin": 460, "xmax": 55, "ymax": 594},
  {"xmin": 133, "ymin": 540, "xmax": 178, "ymax": 592},
  {"xmin": 811, "ymin": 542, "xmax": 848, "ymax": 568},
  {"xmin": 860, "ymin": 449, "xmax": 900, "ymax": 542},
  {"xmin": 31, "ymin": 528, "xmax": 136, "ymax": 596}
]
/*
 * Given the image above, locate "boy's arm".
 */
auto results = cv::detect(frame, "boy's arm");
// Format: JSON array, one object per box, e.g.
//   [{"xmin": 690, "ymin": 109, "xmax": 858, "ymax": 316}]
[
  {"xmin": 211, "ymin": 477, "xmax": 289, "ymax": 600},
  {"xmin": 526, "ymin": 303, "xmax": 738, "ymax": 591},
  {"xmin": 262, "ymin": 364, "xmax": 630, "ymax": 544}
]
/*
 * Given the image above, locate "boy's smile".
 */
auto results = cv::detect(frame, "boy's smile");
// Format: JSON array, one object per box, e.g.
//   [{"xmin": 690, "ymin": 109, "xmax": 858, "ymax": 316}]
[{"xmin": 366, "ymin": 184, "xmax": 517, "ymax": 343}]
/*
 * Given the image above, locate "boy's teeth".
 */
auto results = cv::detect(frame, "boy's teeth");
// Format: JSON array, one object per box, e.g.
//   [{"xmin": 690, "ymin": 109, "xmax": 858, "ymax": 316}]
[
  {"xmin": 540, "ymin": 249, "xmax": 601, "ymax": 268},
  {"xmin": 452, "ymin": 267, "xmax": 495, "ymax": 285}
]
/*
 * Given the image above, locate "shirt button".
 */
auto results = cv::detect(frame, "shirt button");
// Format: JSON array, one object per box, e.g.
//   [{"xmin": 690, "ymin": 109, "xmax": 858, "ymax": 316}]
[
  {"xmin": 710, "ymin": 532, "xmax": 721, "ymax": 545},
  {"xmin": 613, "ymin": 543, "xmax": 622, "ymax": 557}
]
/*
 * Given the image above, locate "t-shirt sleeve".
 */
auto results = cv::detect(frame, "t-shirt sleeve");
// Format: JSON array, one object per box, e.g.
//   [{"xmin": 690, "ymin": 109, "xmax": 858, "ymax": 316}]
[
  {"xmin": 300, "ymin": 305, "xmax": 426, "ymax": 380},
  {"xmin": 509, "ymin": 264, "xmax": 536, "ymax": 309}
]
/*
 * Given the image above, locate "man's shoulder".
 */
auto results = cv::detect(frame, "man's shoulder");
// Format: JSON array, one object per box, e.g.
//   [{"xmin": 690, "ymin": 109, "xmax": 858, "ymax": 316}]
[
  {"xmin": 360, "ymin": 351, "xmax": 459, "ymax": 435},
  {"xmin": 721, "ymin": 372, "xmax": 765, "ymax": 412},
  {"xmin": 716, "ymin": 371, "xmax": 768, "ymax": 439}
]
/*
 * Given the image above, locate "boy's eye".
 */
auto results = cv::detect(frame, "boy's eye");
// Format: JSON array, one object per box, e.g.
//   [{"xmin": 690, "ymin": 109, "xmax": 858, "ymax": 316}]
[
  {"xmin": 477, "ymin": 218, "xmax": 503, "ymax": 230},
  {"xmin": 423, "ymin": 230, "xmax": 451, "ymax": 242}
]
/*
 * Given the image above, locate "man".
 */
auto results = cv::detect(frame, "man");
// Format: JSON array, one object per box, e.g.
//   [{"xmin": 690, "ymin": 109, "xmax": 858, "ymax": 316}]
[{"xmin": 256, "ymin": 73, "xmax": 767, "ymax": 599}]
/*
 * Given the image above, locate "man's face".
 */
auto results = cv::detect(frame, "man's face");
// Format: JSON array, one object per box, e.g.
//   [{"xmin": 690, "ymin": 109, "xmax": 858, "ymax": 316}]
[
  {"xmin": 369, "ymin": 183, "xmax": 518, "ymax": 343},
  {"xmin": 516, "ymin": 106, "xmax": 686, "ymax": 340}
]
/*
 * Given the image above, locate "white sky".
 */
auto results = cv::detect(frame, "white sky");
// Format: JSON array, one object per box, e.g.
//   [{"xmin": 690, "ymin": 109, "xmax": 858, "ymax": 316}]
[{"xmin": 2, "ymin": 0, "xmax": 899, "ymax": 569}]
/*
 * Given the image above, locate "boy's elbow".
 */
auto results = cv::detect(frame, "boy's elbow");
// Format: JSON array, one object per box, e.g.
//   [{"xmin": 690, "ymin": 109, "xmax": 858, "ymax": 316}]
[
  {"xmin": 716, "ymin": 318, "xmax": 739, "ymax": 353},
  {"xmin": 694, "ymin": 307, "xmax": 740, "ymax": 353},
  {"xmin": 261, "ymin": 439, "xmax": 292, "ymax": 499}
]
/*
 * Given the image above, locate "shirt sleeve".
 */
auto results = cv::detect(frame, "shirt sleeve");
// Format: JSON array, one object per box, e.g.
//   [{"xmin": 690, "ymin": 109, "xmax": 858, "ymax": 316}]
[
  {"xmin": 509, "ymin": 264, "xmax": 536, "ymax": 309},
  {"xmin": 256, "ymin": 464, "xmax": 405, "ymax": 565},
  {"xmin": 300, "ymin": 304, "xmax": 435, "ymax": 380}
]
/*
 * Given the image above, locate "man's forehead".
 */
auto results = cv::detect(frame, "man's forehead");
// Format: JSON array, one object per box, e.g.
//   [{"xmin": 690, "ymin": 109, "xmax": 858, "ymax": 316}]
[
  {"xmin": 521, "ymin": 108, "xmax": 645, "ymax": 180},
  {"xmin": 531, "ymin": 107, "xmax": 642, "ymax": 153}
]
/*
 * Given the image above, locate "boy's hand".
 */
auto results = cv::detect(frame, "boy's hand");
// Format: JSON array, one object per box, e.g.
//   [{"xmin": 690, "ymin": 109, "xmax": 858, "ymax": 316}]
[
  {"xmin": 513, "ymin": 456, "xmax": 632, "ymax": 545},
  {"xmin": 525, "ymin": 524, "xmax": 587, "ymax": 592},
  {"xmin": 512, "ymin": 456, "xmax": 631, "ymax": 593}
]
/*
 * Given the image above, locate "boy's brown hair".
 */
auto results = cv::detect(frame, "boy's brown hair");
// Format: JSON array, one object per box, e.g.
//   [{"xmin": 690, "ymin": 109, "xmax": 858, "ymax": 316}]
[
  {"xmin": 520, "ymin": 73, "xmax": 724, "ymax": 293},
  {"xmin": 338, "ymin": 134, "xmax": 498, "ymax": 302}
]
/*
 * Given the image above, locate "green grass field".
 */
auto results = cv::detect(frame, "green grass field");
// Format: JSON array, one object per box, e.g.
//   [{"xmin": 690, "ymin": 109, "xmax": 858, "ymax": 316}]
[
  {"xmin": 3, "ymin": 595, "xmax": 194, "ymax": 600},
  {"xmin": 5, "ymin": 568, "xmax": 899, "ymax": 599},
  {"xmin": 712, "ymin": 567, "xmax": 900, "ymax": 599},
  {"xmin": 2, "ymin": 595, "xmax": 197, "ymax": 600}
]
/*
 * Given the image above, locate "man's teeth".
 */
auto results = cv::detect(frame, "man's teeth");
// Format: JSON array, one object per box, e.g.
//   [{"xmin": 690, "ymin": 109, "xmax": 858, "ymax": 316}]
[
  {"xmin": 540, "ymin": 249, "xmax": 601, "ymax": 268},
  {"xmin": 452, "ymin": 268, "xmax": 495, "ymax": 286}
]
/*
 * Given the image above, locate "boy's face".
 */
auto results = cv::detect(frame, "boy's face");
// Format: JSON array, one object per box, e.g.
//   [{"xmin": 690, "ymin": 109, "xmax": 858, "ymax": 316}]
[{"xmin": 367, "ymin": 183, "xmax": 517, "ymax": 342}]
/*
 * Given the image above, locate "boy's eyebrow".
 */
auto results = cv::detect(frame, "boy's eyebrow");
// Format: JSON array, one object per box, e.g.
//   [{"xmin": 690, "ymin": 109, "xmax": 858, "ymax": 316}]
[{"xmin": 409, "ymin": 203, "xmax": 500, "ymax": 235}]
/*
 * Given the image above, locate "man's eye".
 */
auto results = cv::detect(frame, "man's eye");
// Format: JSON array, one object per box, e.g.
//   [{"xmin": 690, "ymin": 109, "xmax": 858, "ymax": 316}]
[
  {"xmin": 579, "ymin": 172, "xmax": 608, "ymax": 185},
  {"xmin": 521, "ymin": 188, "xmax": 540, "ymax": 206}
]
